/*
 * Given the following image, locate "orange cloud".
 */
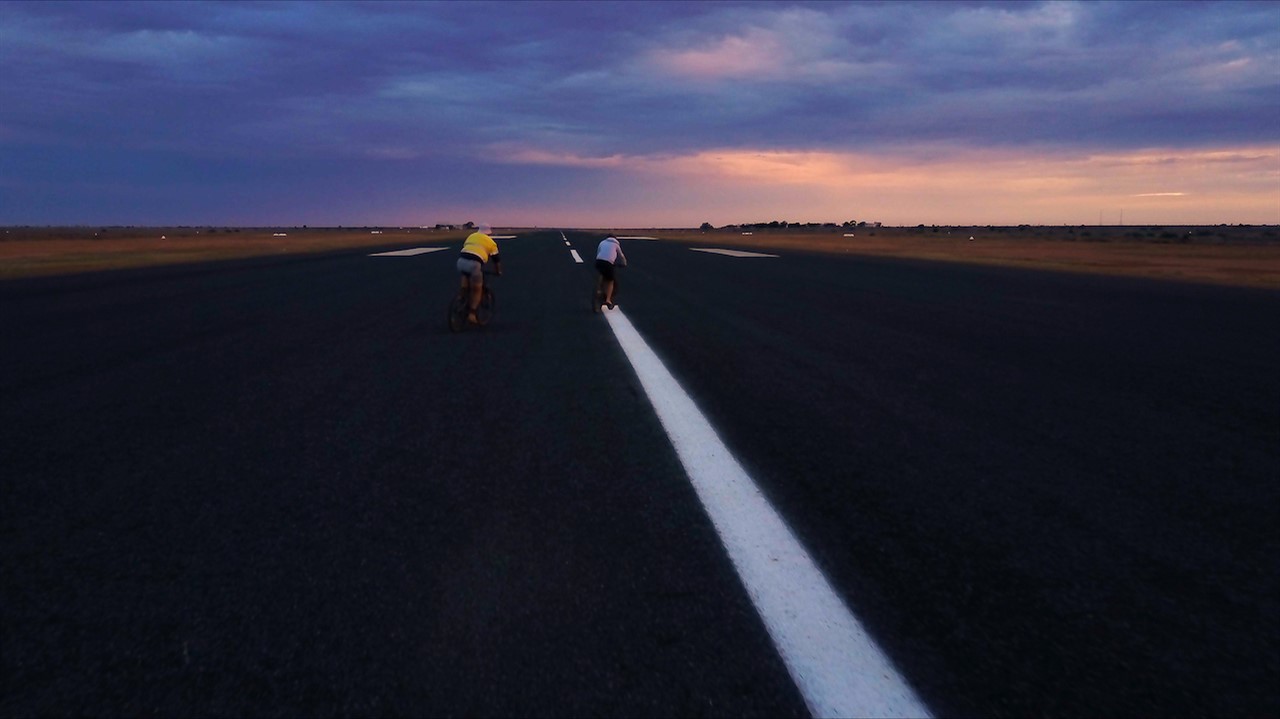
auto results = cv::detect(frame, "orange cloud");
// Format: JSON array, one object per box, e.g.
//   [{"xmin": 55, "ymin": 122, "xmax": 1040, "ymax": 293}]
[
  {"xmin": 652, "ymin": 29, "xmax": 788, "ymax": 80},
  {"xmin": 488, "ymin": 143, "xmax": 1280, "ymax": 226}
]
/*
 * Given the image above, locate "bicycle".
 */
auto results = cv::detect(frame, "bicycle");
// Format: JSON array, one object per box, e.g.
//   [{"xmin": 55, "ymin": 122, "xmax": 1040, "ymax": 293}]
[{"xmin": 448, "ymin": 269, "xmax": 497, "ymax": 332}]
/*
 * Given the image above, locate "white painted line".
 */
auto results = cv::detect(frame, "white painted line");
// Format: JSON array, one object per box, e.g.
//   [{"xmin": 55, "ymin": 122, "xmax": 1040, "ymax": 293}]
[
  {"xmin": 369, "ymin": 247, "xmax": 449, "ymax": 257},
  {"xmin": 561, "ymin": 231, "xmax": 585, "ymax": 263},
  {"xmin": 690, "ymin": 248, "xmax": 779, "ymax": 258},
  {"xmin": 617, "ymin": 235, "xmax": 658, "ymax": 240},
  {"xmin": 602, "ymin": 309, "xmax": 931, "ymax": 719}
]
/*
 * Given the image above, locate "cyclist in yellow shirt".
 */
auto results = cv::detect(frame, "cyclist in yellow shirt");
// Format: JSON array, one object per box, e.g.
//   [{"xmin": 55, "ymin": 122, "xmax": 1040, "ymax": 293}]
[{"xmin": 457, "ymin": 224, "xmax": 502, "ymax": 325}]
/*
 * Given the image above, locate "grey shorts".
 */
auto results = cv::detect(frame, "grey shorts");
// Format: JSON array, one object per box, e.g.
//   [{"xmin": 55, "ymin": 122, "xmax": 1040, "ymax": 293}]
[{"xmin": 457, "ymin": 257, "xmax": 483, "ymax": 282}]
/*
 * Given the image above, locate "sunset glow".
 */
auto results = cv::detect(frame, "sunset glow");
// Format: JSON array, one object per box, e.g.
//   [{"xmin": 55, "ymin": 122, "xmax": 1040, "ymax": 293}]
[{"xmin": 484, "ymin": 144, "xmax": 1279, "ymax": 227}]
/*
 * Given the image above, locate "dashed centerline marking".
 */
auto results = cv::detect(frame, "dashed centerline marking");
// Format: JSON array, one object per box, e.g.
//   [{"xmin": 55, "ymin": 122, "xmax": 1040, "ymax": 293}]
[
  {"xmin": 561, "ymin": 231, "xmax": 584, "ymax": 262},
  {"xmin": 690, "ymin": 248, "xmax": 779, "ymax": 258},
  {"xmin": 369, "ymin": 247, "xmax": 448, "ymax": 257},
  {"xmin": 600, "ymin": 307, "xmax": 931, "ymax": 719}
]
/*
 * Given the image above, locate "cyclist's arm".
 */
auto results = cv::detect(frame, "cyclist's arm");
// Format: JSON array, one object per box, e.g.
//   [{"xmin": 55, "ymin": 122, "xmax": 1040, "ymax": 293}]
[
  {"xmin": 615, "ymin": 248, "xmax": 627, "ymax": 267},
  {"xmin": 485, "ymin": 235, "xmax": 502, "ymax": 274}
]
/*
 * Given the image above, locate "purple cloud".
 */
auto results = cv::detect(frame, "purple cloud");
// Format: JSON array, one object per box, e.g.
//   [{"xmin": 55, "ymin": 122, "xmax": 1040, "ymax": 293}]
[{"xmin": 1, "ymin": 1, "xmax": 1276, "ymax": 225}]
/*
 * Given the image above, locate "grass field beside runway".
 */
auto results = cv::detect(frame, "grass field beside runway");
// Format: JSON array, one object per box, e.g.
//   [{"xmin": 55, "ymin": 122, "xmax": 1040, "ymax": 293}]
[
  {"xmin": 601, "ymin": 225, "xmax": 1280, "ymax": 289},
  {"xmin": 0, "ymin": 227, "xmax": 469, "ymax": 279},
  {"xmin": 3, "ymin": 224, "xmax": 1279, "ymax": 288}
]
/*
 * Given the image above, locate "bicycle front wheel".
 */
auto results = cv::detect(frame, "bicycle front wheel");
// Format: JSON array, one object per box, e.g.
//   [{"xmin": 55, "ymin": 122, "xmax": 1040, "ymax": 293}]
[
  {"xmin": 447, "ymin": 293, "xmax": 467, "ymax": 332},
  {"xmin": 475, "ymin": 288, "xmax": 495, "ymax": 326}
]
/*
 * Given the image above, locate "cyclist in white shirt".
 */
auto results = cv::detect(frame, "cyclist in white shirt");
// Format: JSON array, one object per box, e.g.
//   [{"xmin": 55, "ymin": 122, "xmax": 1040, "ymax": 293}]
[{"xmin": 594, "ymin": 234, "xmax": 627, "ymax": 309}]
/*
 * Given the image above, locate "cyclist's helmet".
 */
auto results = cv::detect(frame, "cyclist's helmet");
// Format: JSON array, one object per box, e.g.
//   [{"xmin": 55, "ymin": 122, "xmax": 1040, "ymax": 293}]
[{"xmin": 478, "ymin": 223, "xmax": 492, "ymax": 235}]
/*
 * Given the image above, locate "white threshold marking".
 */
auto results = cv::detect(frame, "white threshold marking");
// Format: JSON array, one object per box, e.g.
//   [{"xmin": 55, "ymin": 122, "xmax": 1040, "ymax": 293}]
[
  {"xmin": 617, "ymin": 235, "xmax": 658, "ymax": 240},
  {"xmin": 369, "ymin": 247, "xmax": 448, "ymax": 257},
  {"xmin": 491, "ymin": 234, "xmax": 517, "ymax": 239},
  {"xmin": 690, "ymin": 247, "xmax": 779, "ymax": 258},
  {"xmin": 601, "ymin": 308, "xmax": 931, "ymax": 719}
]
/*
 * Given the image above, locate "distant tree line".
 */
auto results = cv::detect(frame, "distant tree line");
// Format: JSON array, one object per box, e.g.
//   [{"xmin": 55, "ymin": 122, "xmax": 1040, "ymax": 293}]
[{"xmin": 699, "ymin": 220, "xmax": 877, "ymax": 230}]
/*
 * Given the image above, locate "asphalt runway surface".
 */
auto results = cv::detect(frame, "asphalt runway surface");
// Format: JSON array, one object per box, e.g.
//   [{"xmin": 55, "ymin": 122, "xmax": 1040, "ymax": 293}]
[{"xmin": 3, "ymin": 230, "xmax": 1277, "ymax": 716}]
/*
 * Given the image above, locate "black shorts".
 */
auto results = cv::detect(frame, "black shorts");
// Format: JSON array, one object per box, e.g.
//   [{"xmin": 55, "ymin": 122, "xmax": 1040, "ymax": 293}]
[{"xmin": 595, "ymin": 259, "xmax": 615, "ymax": 280}]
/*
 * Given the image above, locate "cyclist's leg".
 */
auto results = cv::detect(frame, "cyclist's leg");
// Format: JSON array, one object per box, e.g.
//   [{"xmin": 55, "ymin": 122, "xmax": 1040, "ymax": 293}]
[
  {"xmin": 457, "ymin": 257, "xmax": 483, "ymax": 322},
  {"xmin": 595, "ymin": 259, "xmax": 616, "ymax": 306},
  {"xmin": 469, "ymin": 276, "xmax": 483, "ymax": 317}
]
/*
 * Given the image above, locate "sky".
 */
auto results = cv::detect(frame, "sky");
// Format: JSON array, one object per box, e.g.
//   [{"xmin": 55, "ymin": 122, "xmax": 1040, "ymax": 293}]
[{"xmin": 1, "ymin": 0, "xmax": 1277, "ymax": 228}]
